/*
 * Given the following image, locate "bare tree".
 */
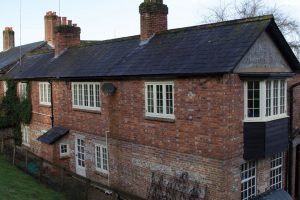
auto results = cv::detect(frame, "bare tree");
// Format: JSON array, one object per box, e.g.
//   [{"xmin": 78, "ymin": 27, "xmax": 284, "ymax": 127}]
[{"xmin": 203, "ymin": 0, "xmax": 300, "ymax": 58}]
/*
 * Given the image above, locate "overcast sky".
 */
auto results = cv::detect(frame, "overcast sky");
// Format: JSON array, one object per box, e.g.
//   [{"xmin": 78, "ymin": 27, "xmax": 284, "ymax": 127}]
[{"xmin": 0, "ymin": 0, "xmax": 299, "ymax": 51}]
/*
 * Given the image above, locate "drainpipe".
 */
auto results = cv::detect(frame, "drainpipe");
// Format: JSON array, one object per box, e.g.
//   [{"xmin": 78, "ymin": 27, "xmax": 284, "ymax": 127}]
[
  {"xmin": 287, "ymin": 82, "xmax": 300, "ymax": 194},
  {"xmin": 49, "ymin": 80, "xmax": 54, "ymax": 128}
]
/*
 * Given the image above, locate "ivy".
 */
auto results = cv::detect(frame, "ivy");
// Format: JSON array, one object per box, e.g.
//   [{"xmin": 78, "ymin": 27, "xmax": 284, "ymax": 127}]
[
  {"xmin": 139, "ymin": 2, "xmax": 168, "ymax": 14},
  {"xmin": 0, "ymin": 80, "xmax": 32, "ymax": 146}
]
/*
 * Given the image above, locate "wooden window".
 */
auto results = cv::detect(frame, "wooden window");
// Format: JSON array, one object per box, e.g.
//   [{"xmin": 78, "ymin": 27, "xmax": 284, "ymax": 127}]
[
  {"xmin": 270, "ymin": 153, "xmax": 283, "ymax": 189},
  {"xmin": 19, "ymin": 82, "xmax": 27, "ymax": 101},
  {"xmin": 72, "ymin": 82, "xmax": 101, "ymax": 111},
  {"xmin": 95, "ymin": 144, "xmax": 108, "ymax": 174},
  {"xmin": 241, "ymin": 160, "xmax": 256, "ymax": 200},
  {"xmin": 145, "ymin": 82, "xmax": 174, "ymax": 119},
  {"xmin": 59, "ymin": 143, "xmax": 69, "ymax": 157},
  {"xmin": 244, "ymin": 80, "xmax": 287, "ymax": 121},
  {"xmin": 21, "ymin": 124, "xmax": 30, "ymax": 146},
  {"xmin": 39, "ymin": 82, "xmax": 51, "ymax": 105}
]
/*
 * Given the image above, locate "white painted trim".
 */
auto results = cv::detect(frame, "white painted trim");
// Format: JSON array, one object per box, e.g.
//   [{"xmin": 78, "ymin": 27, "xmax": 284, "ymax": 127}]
[
  {"xmin": 39, "ymin": 82, "xmax": 51, "ymax": 106},
  {"xmin": 71, "ymin": 82, "xmax": 101, "ymax": 111},
  {"xmin": 244, "ymin": 79, "xmax": 287, "ymax": 122},
  {"xmin": 145, "ymin": 81, "xmax": 175, "ymax": 119},
  {"xmin": 59, "ymin": 143, "xmax": 70, "ymax": 157},
  {"xmin": 95, "ymin": 143, "xmax": 109, "ymax": 174}
]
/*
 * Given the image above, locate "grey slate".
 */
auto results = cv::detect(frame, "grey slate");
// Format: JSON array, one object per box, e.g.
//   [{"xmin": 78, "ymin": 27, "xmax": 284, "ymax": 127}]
[
  {"xmin": 6, "ymin": 16, "xmax": 300, "ymax": 80},
  {"xmin": 254, "ymin": 189, "xmax": 292, "ymax": 200},
  {"xmin": 0, "ymin": 41, "xmax": 45, "ymax": 72},
  {"xmin": 37, "ymin": 126, "xmax": 69, "ymax": 144}
]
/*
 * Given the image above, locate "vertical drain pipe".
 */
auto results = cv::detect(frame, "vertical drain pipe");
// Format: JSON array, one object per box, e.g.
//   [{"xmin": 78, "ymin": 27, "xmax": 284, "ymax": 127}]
[{"xmin": 49, "ymin": 80, "xmax": 54, "ymax": 128}]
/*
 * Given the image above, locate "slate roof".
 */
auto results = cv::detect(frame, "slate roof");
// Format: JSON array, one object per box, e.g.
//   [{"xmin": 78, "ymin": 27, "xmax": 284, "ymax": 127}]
[
  {"xmin": 254, "ymin": 189, "xmax": 292, "ymax": 200},
  {"xmin": 5, "ymin": 15, "xmax": 300, "ymax": 80},
  {"xmin": 37, "ymin": 126, "xmax": 69, "ymax": 144},
  {"xmin": 0, "ymin": 41, "xmax": 45, "ymax": 72}
]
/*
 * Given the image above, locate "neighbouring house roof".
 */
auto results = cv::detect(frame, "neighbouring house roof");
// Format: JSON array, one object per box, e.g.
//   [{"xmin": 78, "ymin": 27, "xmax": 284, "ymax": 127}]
[
  {"xmin": 0, "ymin": 41, "xmax": 45, "ymax": 73},
  {"xmin": 254, "ymin": 189, "xmax": 292, "ymax": 200},
  {"xmin": 37, "ymin": 126, "xmax": 69, "ymax": 144},
  {"xmin": 3, "ymin": 15, "xmax": 300, "ymax": 80}
]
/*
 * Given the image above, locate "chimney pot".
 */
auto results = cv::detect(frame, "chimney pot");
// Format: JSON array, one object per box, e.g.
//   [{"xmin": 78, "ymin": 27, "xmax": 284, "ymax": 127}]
[
  {"xmin": 73, "ymin": 24, "xmax": 77, "ymax": 27},
  {"xmin": 68, "ymin": 20, "xmax": 72, "ymax": 26},
  {"xmin": 62, "ymin": 17, "xmax": 67, "ymax": 25}
]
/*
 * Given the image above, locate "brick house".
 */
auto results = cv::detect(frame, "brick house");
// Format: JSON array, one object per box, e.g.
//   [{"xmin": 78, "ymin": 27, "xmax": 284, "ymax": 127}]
[{"xmin": 0, "ymin": 0, "xmax": 300, "ymax": 199}]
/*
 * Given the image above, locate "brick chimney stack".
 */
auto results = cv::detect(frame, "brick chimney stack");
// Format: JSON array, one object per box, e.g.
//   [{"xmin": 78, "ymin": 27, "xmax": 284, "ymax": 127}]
[
  {"xmin": 44, "ymin": 11, "xmax": 81, "ymax": 57},
  {"xmin": 3, "ymin": 27, "xmax": 15, "ymax": 51},
  {"xmin": 139, "ymin": 0, "xmax": 168, "ymax": 41},
  {"xmin": 44, "ymin": 11, "xmax": 58, "ymax": 47}
]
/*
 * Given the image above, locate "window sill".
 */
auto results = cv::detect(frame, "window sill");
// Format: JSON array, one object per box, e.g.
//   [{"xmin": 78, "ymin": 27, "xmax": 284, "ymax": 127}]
[
  {"xmin": 60, "ymin": 155, "xmax": 70, "ymax": 160},
  {"xmin": 144, "ymin": 116, "xmax": 175, "ymax": 123},
  {"xmin": 72, "ymin": 108, "xmax": 101, "ymax": 114},
  {"xmin": 95, "ymin": 170, "xmax": 109, "ymax": 178},
  {"xmin": 243, "ymin": 114, "xmax": 289, "ymax": 123},
  {"xmin": 39, "ymin": 104, "xmax": 51, "ymax": 108}
]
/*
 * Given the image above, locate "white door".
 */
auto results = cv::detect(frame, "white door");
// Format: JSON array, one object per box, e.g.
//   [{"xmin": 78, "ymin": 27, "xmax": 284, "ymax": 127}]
[{"xmin": 75, "ymin": 137, "xmax": 86, "ymax": 177}]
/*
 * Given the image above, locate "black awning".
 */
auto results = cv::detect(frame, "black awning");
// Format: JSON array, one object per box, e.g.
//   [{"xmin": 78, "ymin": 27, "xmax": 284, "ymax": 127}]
[
  {"xmin": 254, "ymin": 189, "xmax": 292, "ymax": 200},
  {"xmin": 37, "ymin": 126, "xmax": 69, "ymax": 145}
]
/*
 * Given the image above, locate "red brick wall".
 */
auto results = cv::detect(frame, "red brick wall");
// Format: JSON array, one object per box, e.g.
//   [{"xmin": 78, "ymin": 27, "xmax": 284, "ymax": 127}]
[{"xmin": 2, "ymin": 72, "xmax": 298, "ymax": 199}]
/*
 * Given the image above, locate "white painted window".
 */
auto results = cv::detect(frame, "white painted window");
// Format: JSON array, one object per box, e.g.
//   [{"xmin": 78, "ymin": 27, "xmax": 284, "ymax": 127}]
[
  {"xmin": 145, "ymin": 82, "xmax": 174, "ymax": 119},
  {"xmin": 39, "ymin": 82, "xmax": 51, "ymax": 105},
  {"xmin": 95, "ymin": 144, "xmax": 108, "ymax": 173},
  {"xmin": 59, "ymin": 143, "xmax": 69, "ymax": 157},
  {"xmin": 3, "ymin": 81, "xmax": 8, "ymax": 96},
  {"xmin": 244, "ymin": 80, "xmax": 287, "ymax": 121},
  {"xmin": 270, "ymin": 153, "xmax": 283, "ymax": 189},
  {"xmin": 19, "ymin": 82, "xmax": 27, "ymax": 100},
  {"xmin": 72, "ymin": 82, "xmax": 101, "ymax": 111},
  {"xmin": 21, "ymin": 124, "xmax": 30, "ymax": 146},
  {"xmin": 241, "ymin": 160, "xmax": 256, "ymax": 200}
]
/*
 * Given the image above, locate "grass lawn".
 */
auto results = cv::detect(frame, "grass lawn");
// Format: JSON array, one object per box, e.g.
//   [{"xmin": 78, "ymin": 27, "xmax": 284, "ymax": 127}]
[{"xmin": 0, "ymin": 156, "xmax": 65, "ymax": 200}]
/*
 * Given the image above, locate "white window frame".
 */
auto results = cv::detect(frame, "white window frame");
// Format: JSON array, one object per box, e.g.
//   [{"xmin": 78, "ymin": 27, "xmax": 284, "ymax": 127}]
[
  {"xmin": 59, "ymin": 143, "xmax": 69, "ymax": 157},
  {"xmin": 244, "ymin": 80, "xmax": 287, "ymax": 122},
  {"xmin": 21, "ymin": 124, "xmax": 30, "ymax": 146},
  {"xmin": 95, "ymin": 144, "xmax": 108, "ymax": 174},
  {"xmin": 270, "ymin": 153, "xmax": 283, "ymax": 190},
  {"xmin": 19, "ymin": 82, "xmax": 27, "ymax": 100},
  {"xmin": 72, "ymin": 82, "xmax": 101, "ymax": 111},
  {"xmin": 39, "ymin": 82, "xmax": 51, "ymax": 106},
  {"xmin": 145, "ymin": 82, "xmax": 175, "ymax": 119},
  {"xmin": 241, "ymin": 160, "xmax": 256, "ymax": 200},
  {"xmin": 3, "ymin": 81, "xmax": 8, "ymax": 96}
]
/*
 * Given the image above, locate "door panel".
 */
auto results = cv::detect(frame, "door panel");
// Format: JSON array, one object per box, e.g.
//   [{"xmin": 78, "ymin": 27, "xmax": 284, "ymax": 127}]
[{"xmin": 75, "ymin": 137, "xmax": 86, "ymax": 177}]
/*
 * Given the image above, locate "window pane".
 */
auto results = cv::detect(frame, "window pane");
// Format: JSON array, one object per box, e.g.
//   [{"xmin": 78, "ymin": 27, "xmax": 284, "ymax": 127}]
[
  {"xmin": 73, "ymin": 84, "xmax": 78, "ymax": 105},
  {"xmin": 40, "ymin": 84, "xmax": 43, "ymax": 102},
  {"xmin": 266, "ymin": 81, "xmax": 271, "ymax": 117},
  {"xmin": 247, "ymin": 81, "xmax": 260, "ymax": 118},
  {"xmin": 102, "ymin": 147, "xmax": 108, "ymax": 171},
  {"xmin": 147, "ymin": 85, "xmax": 154, "ymax": 113},
  {"xmin": 95, "ymin": 84, "xmax": 100, "ymax": 108},
  {"xmin": 241, "ymin": 161, "xmax": 256, "ymax": 200},
  {"xmin": 84, "ymin": 84, "xmax": 88, "ymax": 106},
  {"xmin": 78, "ymin": 85, "xmax": 83, "ymax": 106},
  {"xmin": 90, "ymin": 84, "xmax": 94, "ymax": 107},
  {"xmin": 48, "ymin": 84, "xmax": 51, "ymax": 103},
  {"xmin": 273, "ymin": 80, "xmax": 279, "ymax": 115},
  {"xmin": 280, "ymin": 80, "xmax": 286, "ymax": 114},
  {"xmin": 270, "ymin": 153, "xmax": 283, "ymax": 189},
  {"xmin": 166, "ymin": 85, "xmax": 173, "ymax": 114},
  {"xmin": 156, "ymin": 85, "xmax": 163, "ymax": 114}
]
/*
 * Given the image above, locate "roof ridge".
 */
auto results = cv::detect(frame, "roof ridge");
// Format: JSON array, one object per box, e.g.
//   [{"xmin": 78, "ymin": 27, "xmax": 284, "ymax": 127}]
[
  {"xmin": 78, "ymin": 35, "xmax": 140, "ymax": 48},
  {"xmin": 158, "ymin": 15, "xmax": 274, "ymax": 35}
]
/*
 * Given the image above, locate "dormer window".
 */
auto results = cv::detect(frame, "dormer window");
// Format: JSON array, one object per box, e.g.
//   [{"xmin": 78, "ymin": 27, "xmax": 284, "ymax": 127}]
[{"xmin": 244, "ymin": 80, "xmax": 287, "ymax": 121}]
